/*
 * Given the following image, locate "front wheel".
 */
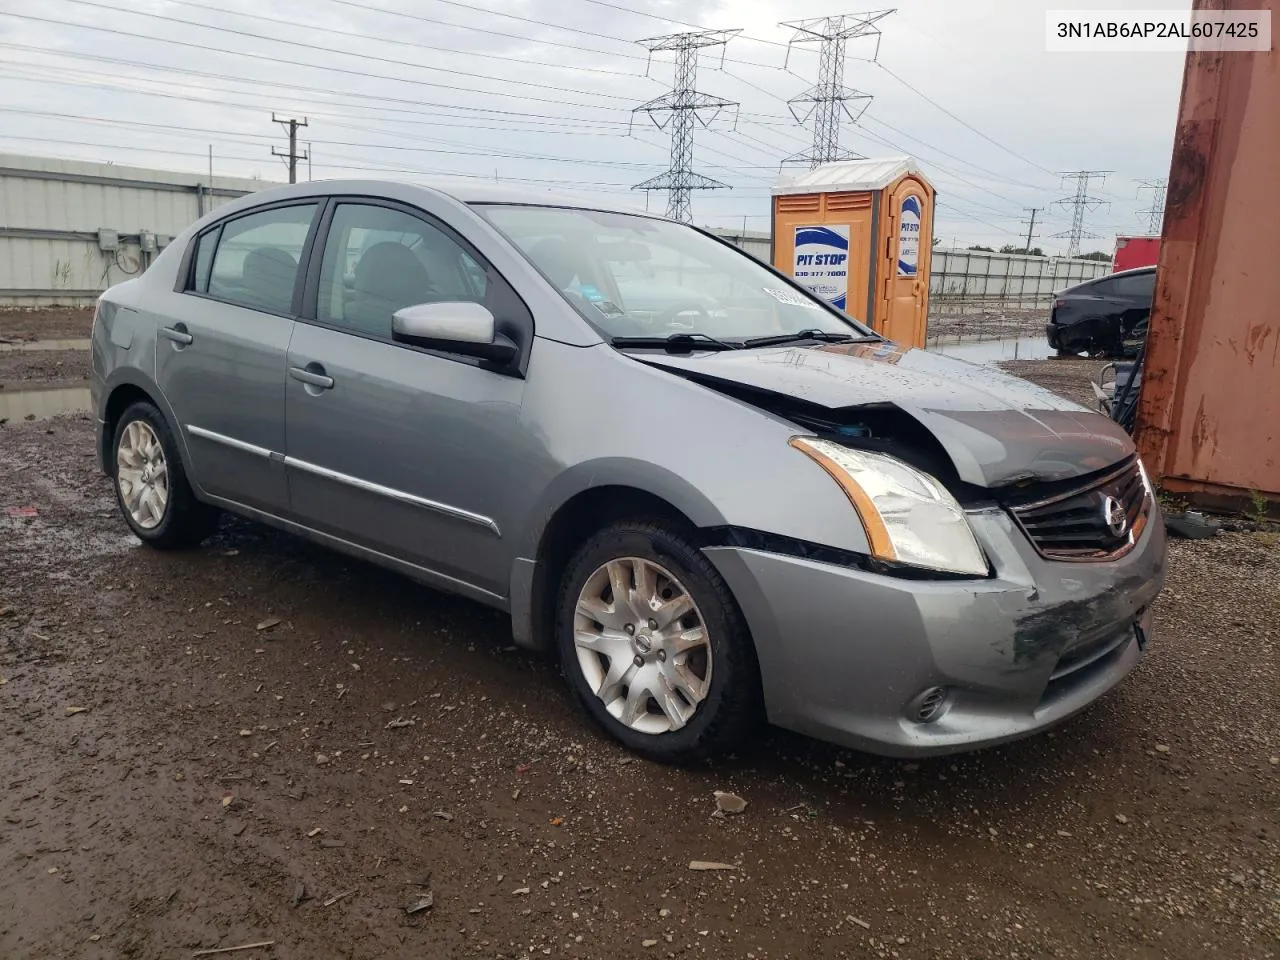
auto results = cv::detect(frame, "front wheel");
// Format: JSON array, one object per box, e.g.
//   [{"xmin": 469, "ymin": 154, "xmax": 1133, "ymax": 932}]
[
  {"xmin": 555, "ymin": 520, "xmax": 761, "ymax": 762},
  {"xmin": 111, "ymin": 401, "xmax": 217, "ymax": 549}
]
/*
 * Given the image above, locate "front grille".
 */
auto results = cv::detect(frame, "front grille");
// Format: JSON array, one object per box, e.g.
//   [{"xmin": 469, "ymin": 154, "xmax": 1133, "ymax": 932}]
[{"xmin": 1009, "ymin": 458, "xmax": 1151, "ymax": 561}]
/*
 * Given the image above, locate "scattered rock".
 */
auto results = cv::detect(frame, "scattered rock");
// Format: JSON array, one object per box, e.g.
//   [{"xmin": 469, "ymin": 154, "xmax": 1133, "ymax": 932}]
[
  {"xmin": 315, "ymin": 754, "xmax": 330, "ymax": 766},
  {"xmin": 512, "ymin": 887, "xmax": 530, "ymax": 896},
  {"xmin": 238, "ymin": 729, "xmax": 252, "ymax": 737},
  {"xmin": 307, "ymin": 828, "xmax": 323, "ymax": 837},
  {"xmin": 1155, "ymin": 744, "xmax": 1171, "ymax": 753},
  {"xmin": 405, "ymin": 894, "xmax": 434, "ymax": 915},
  {"xmin": 712, "ymin": 791, "xmax": 747, "ymax": 817},
  {"xmin": 688, "ymin": 860, "xmax": 736, "ymax": 871},
  {"xmin": 65, "ymin": 706, "xmax": 89, "ymax": 716},
  {"xmin": 432, "ymin": 811, "xmax": 454, "ymax": 822},
  {"xmin": 1115, "ymin": 813, "xmax": 1129, "ymax": 825},
  {"xmin": 848, "ymin": 916, "xmax": 871, "ymax": 930},
  {"xmin": 642, "ymin": 939, "xmax": 658, "ymax": 948},
  {"xmin": 1056, "ymin": 830, "xmax": 1072, "ymax": 838},
  {"xmin": 386, "ymin": 718, "xmax": 415, "ymax": 729},
  {"xmin": 659, "ymin": 908, "xmax": 671, "ymax": 918},
  {"xmin": 291, "ymin": 882, "xmax": 308, "ymax": 906},
  {"xmin": 255, "ymin": 617, "xmax": 281, "ymax": 632}
]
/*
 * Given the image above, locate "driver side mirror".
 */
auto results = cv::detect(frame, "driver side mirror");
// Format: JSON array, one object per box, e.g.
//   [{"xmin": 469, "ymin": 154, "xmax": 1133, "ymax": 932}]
[{"xmin": 392, "ymin": 302, "xmax": 518, "ymax": 366}]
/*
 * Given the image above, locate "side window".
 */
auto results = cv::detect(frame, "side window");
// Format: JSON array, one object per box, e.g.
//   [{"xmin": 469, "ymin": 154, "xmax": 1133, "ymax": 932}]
[
  {"xmin": 1089, "ymin": 277, "xmax": 1118, "ymax": 297},
  {"xmin": 206, "ymin": 203, "xmax": 318, "ymax": 314},
  {"xmin": 317, "ymin": 203, "xmax": 488, "ymax": 338},
  {"xmin": 190, "ymin": 225, "xmax": 221, "ymax": 293},
  {"xmin": 1115, "ymin": 271, "xmax": 1155, "ymax": 299}
]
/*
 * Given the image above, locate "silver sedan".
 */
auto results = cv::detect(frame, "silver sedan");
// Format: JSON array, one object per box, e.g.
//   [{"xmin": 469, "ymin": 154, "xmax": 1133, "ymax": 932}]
[{"xmin": 91, "ymin": 180, "xmax": 1165, "ymax": 761}]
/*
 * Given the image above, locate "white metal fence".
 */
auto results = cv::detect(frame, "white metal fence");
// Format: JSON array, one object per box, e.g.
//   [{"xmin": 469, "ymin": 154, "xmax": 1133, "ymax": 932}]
[
  {"xmin": 0, "ymin": 153, "xmax": 265, "ymax": 306},
  {"xmin": 928, "ymin": 247, "xmax": 1110, "ymax": 311}
]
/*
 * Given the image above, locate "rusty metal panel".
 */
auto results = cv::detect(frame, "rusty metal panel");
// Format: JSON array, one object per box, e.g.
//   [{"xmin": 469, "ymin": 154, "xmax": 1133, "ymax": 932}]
[{"xmin": 1135, "ymin": 0, "xmax": 1279, "ymax": 505}]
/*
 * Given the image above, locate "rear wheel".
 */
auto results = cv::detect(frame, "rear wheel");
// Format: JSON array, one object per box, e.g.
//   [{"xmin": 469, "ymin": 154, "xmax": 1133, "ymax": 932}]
[
  {"xmin": 111, "ymin": 401, "xmax": 217, "ymax": 549},
  {"xmin": 555, "ymin": 520, "xmax": 761, "ymax": 762}
]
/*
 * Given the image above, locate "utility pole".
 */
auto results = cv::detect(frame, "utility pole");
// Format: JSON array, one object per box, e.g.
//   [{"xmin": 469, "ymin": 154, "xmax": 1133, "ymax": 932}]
[
  {"xmin": 1020, "ymin": 207, "xmax": 1041, "ymax": 253},
  {"xmin": 780, "ymin": 10, "xmax": 893, "ymax": 168},
  {"xmin": 1052, "ymin": 170, "xmax": 1111, "ymax": 257},
  {"xmin": 1136, "ymin": 177, "xmax": 1168, "ymax": 235},
  {"xmin": 271, "ymin": 113, "xmax": 309, "ymax": 184},
  {"xmin": 631, "ymin": 30, "xmax": 741, "ymax": 223}
]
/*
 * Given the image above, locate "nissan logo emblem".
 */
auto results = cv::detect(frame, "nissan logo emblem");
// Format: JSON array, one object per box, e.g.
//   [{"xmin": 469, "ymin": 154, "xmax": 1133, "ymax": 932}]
[{"xmin": 1103, "ymin": 496, "xmax": 1129, "ymax": 538}]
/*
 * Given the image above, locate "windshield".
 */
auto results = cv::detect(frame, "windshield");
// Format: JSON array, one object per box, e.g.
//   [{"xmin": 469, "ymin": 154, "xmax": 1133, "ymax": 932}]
[{"xmin": 474, "ymin": 204, "xmax": 873, "ymax": 342}]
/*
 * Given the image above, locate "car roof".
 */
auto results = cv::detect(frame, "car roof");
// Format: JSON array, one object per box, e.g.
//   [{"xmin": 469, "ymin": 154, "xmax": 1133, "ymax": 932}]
[
  {"xmin": 233, "ymin": 177, "xmax": 650, "ymax": 216},
  {"xmin": 1060, "ymin": 263, "xmax": 1156, "ymax": 295}
]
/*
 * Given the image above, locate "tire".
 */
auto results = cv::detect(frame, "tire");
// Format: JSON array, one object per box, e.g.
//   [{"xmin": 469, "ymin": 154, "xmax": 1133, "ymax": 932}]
[
  {"xmin": 555, "ymin": 520, "xmax": 762, "ymax": 763},
  {"xmin": 110, "ymin": 401, "xmax": 217, "ymax": 549}
]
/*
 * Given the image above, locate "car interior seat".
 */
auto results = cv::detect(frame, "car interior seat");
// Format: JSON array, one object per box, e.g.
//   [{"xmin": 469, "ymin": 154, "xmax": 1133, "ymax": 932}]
[{"xmin": 343, "ymin": 242, "xmax": 434, "ymax": 337}]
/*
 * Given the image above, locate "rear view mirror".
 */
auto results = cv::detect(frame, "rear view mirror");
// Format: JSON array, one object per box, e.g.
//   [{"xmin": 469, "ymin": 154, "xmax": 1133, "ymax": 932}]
[{"xmin": 392, "ymin": 301, "xmax": 517, "ymax": 366}]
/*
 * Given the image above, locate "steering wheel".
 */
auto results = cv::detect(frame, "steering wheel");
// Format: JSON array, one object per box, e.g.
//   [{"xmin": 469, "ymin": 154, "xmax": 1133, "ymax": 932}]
[{"xmin": 655, "ymin": 303, "xmax": 713, "ymax": 331}]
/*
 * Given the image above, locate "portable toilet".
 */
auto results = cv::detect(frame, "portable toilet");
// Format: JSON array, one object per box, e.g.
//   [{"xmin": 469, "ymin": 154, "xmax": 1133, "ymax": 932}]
[{"xmin": 772, "ymin": 156, "xmax": 935, "ymax": 347}]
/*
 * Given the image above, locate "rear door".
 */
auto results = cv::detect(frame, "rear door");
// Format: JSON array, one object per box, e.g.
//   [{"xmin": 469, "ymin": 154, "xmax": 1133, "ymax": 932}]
[
  {"xmin": 157, "ymin": 201, "xmax": 320, "ymax": 514},
  {"xmin": 283, "ymin": 199, "xmax": 530, "ymax": 597}
]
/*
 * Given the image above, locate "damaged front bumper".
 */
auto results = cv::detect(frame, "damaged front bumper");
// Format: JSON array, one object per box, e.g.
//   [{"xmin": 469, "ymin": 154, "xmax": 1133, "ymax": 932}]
[{"xmin": 704, "ymin": 505, "xmax": 1166, "ymax": 757}]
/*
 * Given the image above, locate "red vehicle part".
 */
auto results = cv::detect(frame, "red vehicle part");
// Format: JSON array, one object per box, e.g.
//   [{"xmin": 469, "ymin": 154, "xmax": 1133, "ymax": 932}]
[{"xmin": 1112, "ymin": 236, "xmax": 1160, "ymax": 273}]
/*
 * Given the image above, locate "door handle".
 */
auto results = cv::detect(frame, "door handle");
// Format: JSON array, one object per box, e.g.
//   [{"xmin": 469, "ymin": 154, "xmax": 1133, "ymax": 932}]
[
  {"xmin": 161, "ymin": 325, "xmax": 193, "ymax": 346},
  {"xmin": 289, "ymin": 364, "xmax": 334, "ymax": 390}
]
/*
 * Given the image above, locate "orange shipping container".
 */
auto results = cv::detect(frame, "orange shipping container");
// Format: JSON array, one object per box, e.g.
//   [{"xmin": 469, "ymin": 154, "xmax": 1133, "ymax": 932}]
[
  {"xmin": 771, "ymin": 157, "xmax": 934, "ymax": 347},
  {"xmin": 1135, "ymin": 0, "xmax": 1279, "ymax": 510}
]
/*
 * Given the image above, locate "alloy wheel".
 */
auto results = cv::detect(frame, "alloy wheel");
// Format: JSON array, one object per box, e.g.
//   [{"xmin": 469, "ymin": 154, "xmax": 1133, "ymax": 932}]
[
  {"xmin": 116, "ymin": 420, "xmax": 169, "ymax": 530},
  {"xmin": 572, "ymin": 556, "xmax": 712, "ymax": 735}
]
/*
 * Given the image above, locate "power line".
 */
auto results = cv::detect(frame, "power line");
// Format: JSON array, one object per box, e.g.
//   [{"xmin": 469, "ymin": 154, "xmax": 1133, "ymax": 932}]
[
  {"xmin": 49, "ymin": 0, "xmax": 638, "ymax": 102},
  {"xmin": 160, "ymin": 0, "xmax": 649, "ymax": 80},
  {"xmin": 1135, "ymin": 177, "xmax": 1168, "ymax": 235},
  {"xmin": 875, "ymin": 62, "xmax": 1056, "ymax": 177},
  {"xmin": 568, "ymin": 0, "xmax": 813, "ymax": 54},
  {"xmin": 780, "ymin": 11, "xmax": 893, "ymax": 167},
  {"xmin": 0, "ymin": 50, "xmax": 630, "ymax": 132},
  {"xmin": 1053, "ymin": 171, "xmax": 1112, "ymax": 257},
  {"xmin": 2, "ymin": 7, "xmax": 630, "ymax": 113},
  {"xmin": 271, "ymin": 114, "xmax": 308, "ymax": 184},
  {"xmin": 632, "ymin": 30, "xmax": 742, "ymax": 222}
]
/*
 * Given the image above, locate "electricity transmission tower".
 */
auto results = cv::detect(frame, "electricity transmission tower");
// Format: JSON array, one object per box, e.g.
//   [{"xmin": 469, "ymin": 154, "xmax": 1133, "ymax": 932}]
[
  {"xmin": 631, "ymin": 30, "xmax": 741, "ymax": 223},
  {"xmin": 779, "ymin": 10, "xmax": 894, "ymax": 168},
  {"xmin": 271, "ymin": 113, "xmax": 309, "ymax": 184},
  {"xmin": 1136, "ymin": 178, "xmax": 1168, "ymax": 235},
  {"xmin": 1053, "ymin": 170, "xmax": 1111, "ymax": 257}
]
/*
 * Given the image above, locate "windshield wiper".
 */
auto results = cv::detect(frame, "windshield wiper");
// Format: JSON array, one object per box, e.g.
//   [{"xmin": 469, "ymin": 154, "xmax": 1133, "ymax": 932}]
[
  {"xmin": 740, "ymin": 329, "xmax": 880, "ymax": 349},
  {"xmin": 609, "ymin": 332, "xmax": 741, "ymax": 352}
]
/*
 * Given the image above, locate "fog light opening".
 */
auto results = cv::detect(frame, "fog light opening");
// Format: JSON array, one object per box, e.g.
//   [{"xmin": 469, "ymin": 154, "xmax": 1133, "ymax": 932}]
[{"xmin": 907, "ymin": 686, "xmax": 950, "ymax": 725}]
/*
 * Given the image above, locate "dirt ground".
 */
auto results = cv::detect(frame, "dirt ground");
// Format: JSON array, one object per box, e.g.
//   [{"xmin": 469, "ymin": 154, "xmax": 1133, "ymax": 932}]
[
  {"xmin": 0, "ymin": 307, "xmax": 95, "ymax": 343},
  {"xmin": 0, "ymin": 350, "xmax": 91, "ymax": 388},
  {"xmin": 1, "ymin": 333, "xmax": 1277, "ymax": 960},
  {"xmin": 1000, "ymin": 356, "xmax": 1108, "ymax": 410}
]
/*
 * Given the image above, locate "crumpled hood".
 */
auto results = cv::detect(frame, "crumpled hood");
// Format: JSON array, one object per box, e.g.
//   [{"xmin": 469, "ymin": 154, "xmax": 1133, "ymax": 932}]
[{"xmin": 634, "ymin": 340, "xmax": 1135, "ymax": 488}]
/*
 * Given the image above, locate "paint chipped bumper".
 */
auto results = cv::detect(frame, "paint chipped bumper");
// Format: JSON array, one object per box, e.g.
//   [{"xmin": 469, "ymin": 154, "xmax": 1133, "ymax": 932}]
[{"xmin": 705, "ymin": 505, "xmax": 1166, "ymax": 757}]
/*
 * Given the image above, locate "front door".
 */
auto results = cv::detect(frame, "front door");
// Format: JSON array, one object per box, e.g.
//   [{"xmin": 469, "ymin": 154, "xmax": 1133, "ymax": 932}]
[
  {"xmin": 156, "ymin": 201, "xmax": 319, "ymax": 515},
  {"xmin": 882, "ymin": 180, "xmax": 931, "ymax": 347},
  {"xmin": 283, "ymin": 200, "xmax": 528, "ymax": 597}
]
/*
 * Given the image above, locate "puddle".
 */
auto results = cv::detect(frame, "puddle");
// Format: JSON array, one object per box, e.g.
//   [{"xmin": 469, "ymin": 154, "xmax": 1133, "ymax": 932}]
[
  {"xmin": 927, "ymin": 336, "xmax": 1054, "ymax": 364},
  {"xmin": 0, "ymin": 338, "xmax": 92, "ymax": 353},
  {"xmin": 0, "ymin": 384, "xmax": 91, "ymax": 421}
]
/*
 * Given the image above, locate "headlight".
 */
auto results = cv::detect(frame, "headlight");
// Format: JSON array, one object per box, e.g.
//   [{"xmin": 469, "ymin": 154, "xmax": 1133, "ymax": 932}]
[{"xmin": 789, "ymin": 437, "xmax": 988, "ymax": 576}]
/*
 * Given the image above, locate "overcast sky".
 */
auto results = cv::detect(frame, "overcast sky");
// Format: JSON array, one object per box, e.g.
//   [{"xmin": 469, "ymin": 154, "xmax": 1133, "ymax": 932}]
[{"xmin": 0, "ymin": 0, "xmax": 1190, "ymax": 253}]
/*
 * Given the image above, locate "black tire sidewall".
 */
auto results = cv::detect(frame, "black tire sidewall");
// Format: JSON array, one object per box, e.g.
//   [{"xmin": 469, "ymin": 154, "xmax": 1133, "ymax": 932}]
[
  {"xmin": 555, "ymin": 522, "xmax": 756, "ymax": 761},
  {"xmin": 110, "ymin": 401, "xmax": 200, "ymax": 546}
]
